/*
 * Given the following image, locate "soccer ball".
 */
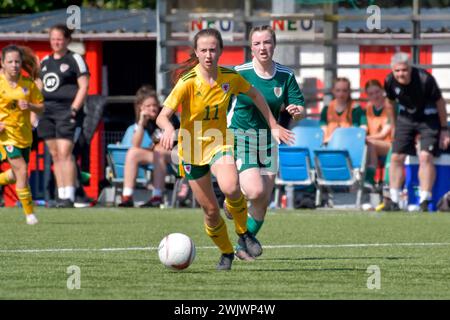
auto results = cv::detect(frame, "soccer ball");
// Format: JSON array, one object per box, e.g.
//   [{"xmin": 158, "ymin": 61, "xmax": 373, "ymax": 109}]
[{"xmin": 158, "ymin": 233, "xmax": 196, "ymax": 270}]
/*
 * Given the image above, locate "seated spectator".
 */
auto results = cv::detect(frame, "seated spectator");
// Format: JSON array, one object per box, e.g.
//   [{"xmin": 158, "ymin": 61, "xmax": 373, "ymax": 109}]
[
  {"xmin": 364, "ymin": 79, "xmax": 395, "ymax": 188},
  {"xmin": 118, "ymin": 85, "xmax": 180, "ymax": 208},
  {"xmin": 320, "ymin": 77, "xmax": 367, "ymax": 144}
]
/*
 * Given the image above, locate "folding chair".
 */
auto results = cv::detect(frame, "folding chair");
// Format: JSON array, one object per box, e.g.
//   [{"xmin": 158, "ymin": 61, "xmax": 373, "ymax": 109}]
[
  {"xmin": 314, "ymin": 127, "xmax": 367, "ymax": 208},
  {"xmin": 291, "ymin": 126, "xmax": 324, "ymax": 169},
  {"xmin": 106, "ymin": 124, "xmax": 153, "ymax": 204},
  {"xmin": 274, "ymin": 146, "xmax": 314, "ymax": 208}
]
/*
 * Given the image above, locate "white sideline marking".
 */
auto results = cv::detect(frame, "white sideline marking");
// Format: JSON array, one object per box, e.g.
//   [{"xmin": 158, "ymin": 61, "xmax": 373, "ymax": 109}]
[{"xmin": 1, "ymin": 242, "xmax": 450, "ymax": 254}]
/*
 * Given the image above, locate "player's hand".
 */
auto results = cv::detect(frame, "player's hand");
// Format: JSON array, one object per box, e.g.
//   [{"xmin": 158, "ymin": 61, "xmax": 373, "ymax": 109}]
[
  {"xmin": 271, "ymin": 124, "xmax": 295, "ymax": 145},
  {"xmin": 286, "ymin": 104, "xmax": 306, "ymax": 121},
  {"xmin": 160, "ymin": 126, "xmax": 175, "ymax": 150},
  {"xmin": 18, "ymin": 100, "xmax": 29, "ymax": 110},
  {"xmin": 439, "ymin": 130, "xmax": 450, "ymax": 150}
]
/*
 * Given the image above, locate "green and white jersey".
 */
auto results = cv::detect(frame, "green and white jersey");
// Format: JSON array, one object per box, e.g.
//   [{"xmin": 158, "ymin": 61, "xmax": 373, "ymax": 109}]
[{"xmin": 228, "ymin": 60, "xmax": 305, "ymax": 131}]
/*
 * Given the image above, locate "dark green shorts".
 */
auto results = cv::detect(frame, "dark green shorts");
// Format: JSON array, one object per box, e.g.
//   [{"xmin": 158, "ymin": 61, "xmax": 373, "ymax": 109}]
[
  {"xmin": 181, "ymin": 150, "xmax": 233, "ymax": 180},
  {"xmin": 0, "ymin": 145, "xmax": 30, "ymax": 163},
  {"xmin": 233, "ymin": 132, "xmax": 278, "ymax": 174}
]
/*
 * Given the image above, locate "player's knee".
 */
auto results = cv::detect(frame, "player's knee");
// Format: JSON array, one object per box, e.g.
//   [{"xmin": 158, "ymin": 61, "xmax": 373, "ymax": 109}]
[
  {"xmin": 391, "ymin": 153, "xmax": 406, "ymax": 164},
  {"xmin": 243, "ymin": 185, "xmax": 265, "ymax": 201},
  {"xmin": 419, "ymin": 151, "xmax": 433, "ymax": 165}
]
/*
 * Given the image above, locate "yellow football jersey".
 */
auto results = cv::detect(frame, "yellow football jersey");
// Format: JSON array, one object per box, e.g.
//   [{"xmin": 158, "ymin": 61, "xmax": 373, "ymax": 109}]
[
  {"xmin": 0, "ymin": 73, "xmax": 43, "ymax": 148},
  {"xmin": 164, "ymin": 64, "xmax": 251, "ymax": 165}
]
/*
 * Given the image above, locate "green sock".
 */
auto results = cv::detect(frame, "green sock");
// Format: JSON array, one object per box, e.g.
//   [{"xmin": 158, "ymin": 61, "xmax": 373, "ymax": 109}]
[
  {"xmin": 247, "ymin": 216, "xmax": 264, "ymax": 236},
  {"xmin": 365, "ymin": 167, "xmax": 376, "ymax": 185}
]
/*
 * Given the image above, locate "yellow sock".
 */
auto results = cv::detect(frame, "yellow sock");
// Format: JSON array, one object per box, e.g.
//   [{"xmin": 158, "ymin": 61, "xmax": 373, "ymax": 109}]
[
  {"xmin": 224, "ymin": 193, "xmax": 248, "ymax": 235},
  {"xmin": 204, "ymin": 217, "xmax": 234, "ymax": 254},
  {"xmin": 0, "ymin": 169, "xmax": 15, "ymax": 186},
  {"xmin": 16, "ymin": 186, "xmax": 34, "ymax": 215}
]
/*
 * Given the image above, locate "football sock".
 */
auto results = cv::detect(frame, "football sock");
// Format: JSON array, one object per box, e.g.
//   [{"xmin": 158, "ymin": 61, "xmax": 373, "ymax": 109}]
[
  {"xmin": 58, "ymin": 187, "xmax": 66, "ymax": 199},
  {"xmin": 152, "ymin": 188, "xmax": 162, "ymax": 198},
  {"xmin": 65, "ymin": 186, "xmax": 75, "ymax": 202},
  {"xmin": 365, "ymin": 167, "xmax": 376, "ymax": 186},
  {"xmin": 247, "ymin": 216, "xmax": 264, "ymax": 236},
  {"xmin": 204, "ymin": 217, "xmax": 234, "ymax": 254},
  {"xmin": 419, "ymin": 190, "xmax": 432, "ymax": 203},
  {"xmin": 16, "ymin": 186, "xmax": 34, "ymax": 215},
  {"xmin": 123, "ymin": 187, "xmax": 133, "ymax": 197},
  {"xmin": 389, "ymin": 188, "xmax": 401, "ymax": 204},
  {"xmin": 0, "ymin": 169, "xmax": 15, "ymax": 185},
  {"xmin": 224, "ymin": 193, "xmax": 248, "ymax": 235}
]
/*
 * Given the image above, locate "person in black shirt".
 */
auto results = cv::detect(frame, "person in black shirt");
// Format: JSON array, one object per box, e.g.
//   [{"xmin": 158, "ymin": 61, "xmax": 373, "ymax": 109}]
[
  {"xmin": 383, "ymin": 52, "xmax": 450, "ymax": 211},
  {"xmin": 118, "ymin": 85, "xmax": 181, "ymax": 208},
  {"xmin": 36, "ymin": 24, "xmax": 90, "ymax": 208}
]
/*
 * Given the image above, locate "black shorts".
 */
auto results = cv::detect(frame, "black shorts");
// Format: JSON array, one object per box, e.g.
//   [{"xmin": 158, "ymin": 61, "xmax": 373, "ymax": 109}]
[
  {"xmin": 392, "ymin": 115, "xmax": 440, "ymax": 156},
  {"xmin": 37, "ymin": 106, "xmax": 82, "ymax": 141}
]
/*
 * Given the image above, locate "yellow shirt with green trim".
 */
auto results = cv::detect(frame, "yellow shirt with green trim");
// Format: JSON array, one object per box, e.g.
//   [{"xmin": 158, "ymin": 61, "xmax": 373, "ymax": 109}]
[
  {"xmin": 0, "ymin": 74, "xmax": 43, "ymax": 148},
  {"xmin": 163, "ymin": 65, "xmax": 252, "ymax": 166}
]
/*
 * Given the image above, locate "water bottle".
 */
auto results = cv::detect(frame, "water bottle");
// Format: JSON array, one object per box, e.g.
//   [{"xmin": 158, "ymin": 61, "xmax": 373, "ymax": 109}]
[
  {"xmin": 281, "ymin": 195, "xmax": 287, "ymax": 209},
  {"xmin": 399, "ymin": 189, "xmax": 408, "ymax": 210}
]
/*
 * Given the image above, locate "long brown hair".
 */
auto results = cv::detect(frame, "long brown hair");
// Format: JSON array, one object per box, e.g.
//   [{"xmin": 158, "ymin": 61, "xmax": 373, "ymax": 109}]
[
  {"xmin": 332, "ymin": 77, "xmax": 353, "ymax": 123},
  {"xmin": 364, "ymin": 79, "xmax": 383, "ymax": 91},
  {"xmin": 172, "ymin": 28, "xmax": 224, "ymax": 84},
  {"xmin": 134, "ymin": 84, "xmax": 159, "ymax": 122},
  {"xmin": 1, "ymin": 44, "xmax": 40, "ymax": 80}
]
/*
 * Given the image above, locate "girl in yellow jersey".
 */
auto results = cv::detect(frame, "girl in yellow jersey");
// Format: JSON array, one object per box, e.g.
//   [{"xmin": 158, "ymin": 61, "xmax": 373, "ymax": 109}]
[
  {"xmin": 157, "ymin": 28, "xmax": 294, "ymax": 270},
  {"xmin": 0, "ymin": 45, "xmax": 44, "ymax": 225}
]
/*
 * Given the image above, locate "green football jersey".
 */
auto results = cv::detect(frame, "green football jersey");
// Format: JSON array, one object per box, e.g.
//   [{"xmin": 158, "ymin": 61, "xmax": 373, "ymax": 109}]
[{"xmin": 228, "ymin": 61, "xmax": 305, "ymax": 131}]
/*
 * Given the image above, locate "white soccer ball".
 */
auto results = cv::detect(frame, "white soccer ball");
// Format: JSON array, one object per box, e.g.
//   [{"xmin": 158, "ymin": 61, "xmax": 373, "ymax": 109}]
[{"xmin": 158, "ymin": 233, "xmax": 196, "ymax": 270}]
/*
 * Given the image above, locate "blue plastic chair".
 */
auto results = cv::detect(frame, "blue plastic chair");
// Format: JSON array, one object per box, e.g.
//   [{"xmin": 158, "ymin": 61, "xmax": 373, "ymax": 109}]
[
  {"xmin": 291, "ymin": 126, "xmax": 324, "ymax": 169},
  {"xmin": 295, "ymin": 118, "xmax": 320, "ymax": 127},
  {"xmin": 106, "ymin": 124, "xmax": 154, "ymax": 203},
  {"xmin": 274, "ymin": 146, "xmax": 314, "ymax": 208},
  {"xmin": 313, "ymin": 127, "xmax": 367, "ymax": 208}
]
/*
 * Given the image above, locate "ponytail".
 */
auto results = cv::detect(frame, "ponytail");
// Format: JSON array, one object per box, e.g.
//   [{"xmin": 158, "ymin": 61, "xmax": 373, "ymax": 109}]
[{"xmin": 1, "ymin": 45, "xmax": 39, "ymax": 80}]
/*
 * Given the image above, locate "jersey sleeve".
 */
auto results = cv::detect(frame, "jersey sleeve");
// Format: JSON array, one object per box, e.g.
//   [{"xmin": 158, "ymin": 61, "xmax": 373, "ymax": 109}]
[
  {"xmin": 71, "ymin": 53, "xmax": 90, "ymax": 78},
  {"xmin": 319, "ymin": 106, "xmax": 328, "ymax": 126},
  {"xmin": 29, "ymin": 81, "xmax": 44, "ymax": 105},
  {"xmin": 384, "ymin": 74, "xmax": 396, "ymax": 101},
  {"xmin": 285, "ymin": 74, "xmax": 305, "ymax": 107},
  {"xmin": 425, "ymin": 73, "xmax": 443, "ymax": 102},
  {"xmin": 163, "ymin": 79, "xmax": 188, "ymax": 111},
  {"xmin": 233, "ymin": 73, "xmax": 252, "ymax": 95}
]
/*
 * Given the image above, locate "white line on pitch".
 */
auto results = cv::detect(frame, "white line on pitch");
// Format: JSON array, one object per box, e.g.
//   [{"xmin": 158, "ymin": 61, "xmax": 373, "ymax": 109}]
[{"xmin": 1, "ymin": 242, "xmax": 450, "ymax": 254}]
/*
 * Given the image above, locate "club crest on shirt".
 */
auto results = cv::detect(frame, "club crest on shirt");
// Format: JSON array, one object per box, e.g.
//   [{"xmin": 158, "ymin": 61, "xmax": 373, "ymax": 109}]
[
  {"xmin": 184, "ymin": 164, "xmax": 192, "ymax": 174},
  {"xmin": 60, "ymin": 63, "xmax": 70, "ymax": 73},
  {"xmin": 274, "ymin": 87, "xmax": 282, "ymax": 98},
  {"xmin": 394, "ymin": 87, "xmax": 401, "ymax": 95},
  {"xmin": 22, "ymin": 87, "xmax": 29, "ymax": 94},
  {"xmin": 221, "ymin": 83, "xmax": 230, "ymax": 94}
]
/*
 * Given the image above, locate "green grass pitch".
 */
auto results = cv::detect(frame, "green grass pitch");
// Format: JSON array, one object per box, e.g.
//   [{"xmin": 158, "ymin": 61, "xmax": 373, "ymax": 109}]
[{"xmin": 1, "ymin": 207, "xmax": 450, "ymax": 299}]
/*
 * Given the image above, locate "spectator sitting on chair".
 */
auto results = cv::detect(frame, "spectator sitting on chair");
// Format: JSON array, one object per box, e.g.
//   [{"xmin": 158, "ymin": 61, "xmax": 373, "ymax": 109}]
[
  {"xmin": 320, "ymin": 77, "xmax": 367, "ymax": 144},
  {"xmin": 383, "ymin": 52, "xmax": 450, "ymax": 212},
  {"xmin": 363, "ymin": 79, "xmax": 395, "ymax": 188},
  {"xmin": 118, "ymin": 85, "xmax": 180, "ymax": 208}
]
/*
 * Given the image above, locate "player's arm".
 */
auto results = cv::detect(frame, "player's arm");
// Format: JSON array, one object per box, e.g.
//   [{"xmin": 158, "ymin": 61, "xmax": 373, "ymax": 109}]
[
  {"xmin": 156, "ymin": 106, "xmax": 176, "ymax": 150},
  {"xmin": 436, "ymin": 97, "xmax": 450, "ymax": 149},
  {"xmin": 385, "ymin": 98, "xmax": 397, "ymax": 139},
  {"xmin": 71, "ymin": 75, "xmax": 90, "ymax": 116},
  {"xmin": 244, "ymin": 86, "xmax": 295, "ymax": 145}
]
